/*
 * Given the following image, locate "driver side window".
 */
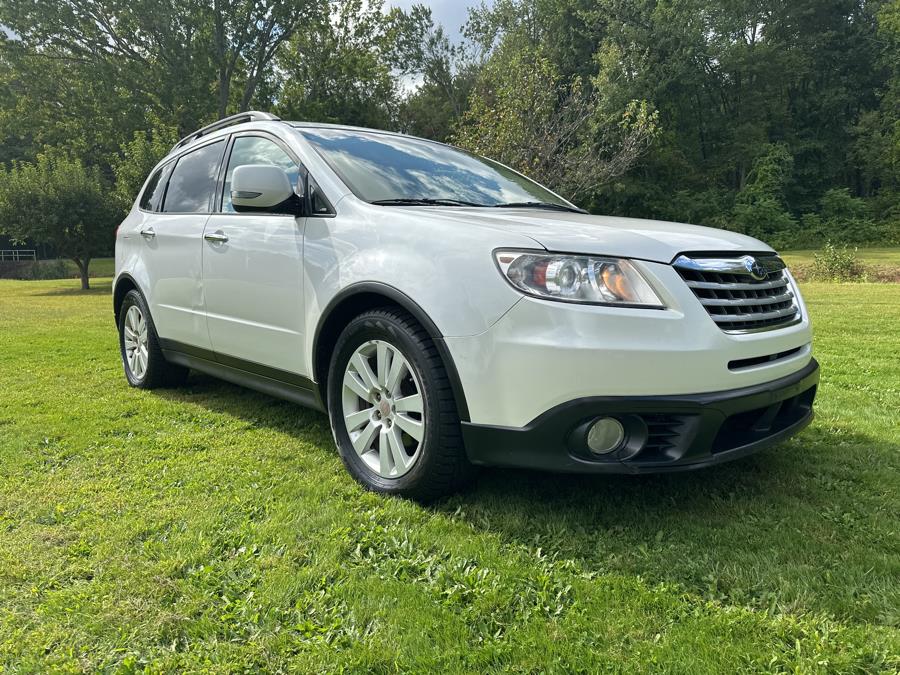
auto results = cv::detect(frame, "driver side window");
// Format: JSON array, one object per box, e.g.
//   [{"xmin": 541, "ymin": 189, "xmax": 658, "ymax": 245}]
[{"xmin": 222, "ymin": 136, "xmax": 301, "ymax": 214}]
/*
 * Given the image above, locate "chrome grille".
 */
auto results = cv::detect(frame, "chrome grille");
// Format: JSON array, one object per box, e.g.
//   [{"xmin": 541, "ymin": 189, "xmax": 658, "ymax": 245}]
[{"xmin": 673, "ymin": 254, "xmax": 800, "ymax": 332}]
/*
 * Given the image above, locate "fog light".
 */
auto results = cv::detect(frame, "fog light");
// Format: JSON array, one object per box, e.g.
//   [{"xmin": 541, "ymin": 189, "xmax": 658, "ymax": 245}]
[{"xmin": 587, "ymin": 417, "xmax": 625, "ymax": 455}]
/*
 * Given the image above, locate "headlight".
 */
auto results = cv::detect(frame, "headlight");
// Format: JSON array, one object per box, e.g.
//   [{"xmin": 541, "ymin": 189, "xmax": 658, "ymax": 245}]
[{"xmin": 494, "ymin": 250, "xmax": 665, "ymax": 307}]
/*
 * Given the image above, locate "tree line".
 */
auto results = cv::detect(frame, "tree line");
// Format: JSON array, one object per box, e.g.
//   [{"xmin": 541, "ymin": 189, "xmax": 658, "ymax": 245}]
[{"xmin": 0, "ymin": 0, "xmax": 897, "ymax": 288}]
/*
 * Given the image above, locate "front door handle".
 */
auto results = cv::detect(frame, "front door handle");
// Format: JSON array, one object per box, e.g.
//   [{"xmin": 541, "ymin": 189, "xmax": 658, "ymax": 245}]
[
  {"xmin": 204, "ymin": 230, "xmax": 229, "ymax": 243},
  {"xmin": 139, "ymin": 227, "xmax": 156, "ymax": 239}
]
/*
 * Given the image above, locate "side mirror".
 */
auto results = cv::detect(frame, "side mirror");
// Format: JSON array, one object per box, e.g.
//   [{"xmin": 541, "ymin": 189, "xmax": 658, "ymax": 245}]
[{"xmin": 231, "ymin": 165, "xmax": 294, "ymax": 211}]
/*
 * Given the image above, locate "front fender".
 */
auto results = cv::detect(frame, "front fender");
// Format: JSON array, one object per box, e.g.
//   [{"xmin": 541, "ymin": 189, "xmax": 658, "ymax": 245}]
[{"xmin": 302, "ymin": 208, "xmax": 531, "ymax": 345}]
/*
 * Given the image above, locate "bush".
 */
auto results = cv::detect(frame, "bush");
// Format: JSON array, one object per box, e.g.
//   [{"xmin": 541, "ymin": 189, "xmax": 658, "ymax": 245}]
[
  {"xmin": 810, "ymin": 242, "xmax": 868, "ymax": 281},
  {"xmin": 790, "ymin": 189, "xmax": 898, "ymax": 248},
  {"xmin": 0, "ymin": 259, "xmax": 71, "ymax": 280},
  {"xmin": 731, "ymin": 197, "xmax": 797, "ymax": 249},
  {"xmin": 730, "ymin": 144, "xmax": 797, "ymax": 246},
  {"xmin": 30, "ymin": 259, "xmax": 71, "ymax": 280}
]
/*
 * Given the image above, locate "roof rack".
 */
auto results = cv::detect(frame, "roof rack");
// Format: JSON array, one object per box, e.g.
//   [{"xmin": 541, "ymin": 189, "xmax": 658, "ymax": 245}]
[{"xmin": 170, "ymin": 111, "xmax": 281, "ymax": 152}]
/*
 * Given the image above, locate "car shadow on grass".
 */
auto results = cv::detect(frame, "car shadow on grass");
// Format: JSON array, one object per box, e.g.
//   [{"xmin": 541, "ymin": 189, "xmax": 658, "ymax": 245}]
[
  {"xmin": 153, "ymin": 375, "xmax": 898, "ymax": 627},
  {"xmin": 153, "ymin": 372, "xmax": 334, "ymax": 446}
]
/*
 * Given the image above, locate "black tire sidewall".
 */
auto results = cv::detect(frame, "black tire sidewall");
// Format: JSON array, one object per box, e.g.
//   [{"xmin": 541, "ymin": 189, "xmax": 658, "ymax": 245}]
[{"xmin": 327, "ymin": 312, "xmax": 447, "ymax": 494}]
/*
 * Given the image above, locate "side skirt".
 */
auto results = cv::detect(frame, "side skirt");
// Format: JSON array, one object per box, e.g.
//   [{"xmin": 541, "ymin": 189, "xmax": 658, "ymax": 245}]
[{"xmin": 159, "ymin": 339, "xmax": 326, "ymax": 412}]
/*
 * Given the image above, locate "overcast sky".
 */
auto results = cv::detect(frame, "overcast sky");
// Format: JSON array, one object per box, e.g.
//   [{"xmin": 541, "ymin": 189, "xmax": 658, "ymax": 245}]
[{"xmin": 389, "ymin": 0, "xmax": 492, "ymax": 42}]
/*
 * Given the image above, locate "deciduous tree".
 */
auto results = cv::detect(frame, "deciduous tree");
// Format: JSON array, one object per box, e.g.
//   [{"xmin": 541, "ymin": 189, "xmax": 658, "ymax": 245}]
[
  {"xmin": 454, "ymin": 45, "xmax": 659, "ymax": 203},
  {"xmin": 275, "ymin": 0, "xmax": 431, "ymax": 129},
  {"xmin": 0, "ymin": 151, "xmax": 119, "ymax": 289}
]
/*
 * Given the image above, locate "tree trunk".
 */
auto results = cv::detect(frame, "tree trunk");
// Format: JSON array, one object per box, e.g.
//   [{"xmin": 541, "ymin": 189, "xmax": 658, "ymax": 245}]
[
  {"xmin": 218, "ymin": 68, "xmax": 231, "ymax": 119},
  {"xmin": 73, "ymin": 257, "xmax": 90, "ymax": 290}
]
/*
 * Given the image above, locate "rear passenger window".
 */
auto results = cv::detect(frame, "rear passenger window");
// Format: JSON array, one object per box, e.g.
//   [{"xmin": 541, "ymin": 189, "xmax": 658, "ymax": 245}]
[
  {"xmin": 139, "ymin": 166, "xmax": 166, "ymax": 211},
  {"xmin": 162, "ymin": 140, "xmax": 225, "ymax": 213}
]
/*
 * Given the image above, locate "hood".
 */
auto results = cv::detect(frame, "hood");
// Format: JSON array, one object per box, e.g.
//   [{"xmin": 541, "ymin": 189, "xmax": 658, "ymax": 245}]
[{"xmin": 415, "ymin": 208, "xmax": 774, "ymax": 263}]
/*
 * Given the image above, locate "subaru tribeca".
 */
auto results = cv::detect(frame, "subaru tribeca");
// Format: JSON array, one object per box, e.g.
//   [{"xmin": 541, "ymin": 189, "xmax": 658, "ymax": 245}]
[{"xmin": 114, "ymin": 111, "xmax": 819, "ymax": 499}]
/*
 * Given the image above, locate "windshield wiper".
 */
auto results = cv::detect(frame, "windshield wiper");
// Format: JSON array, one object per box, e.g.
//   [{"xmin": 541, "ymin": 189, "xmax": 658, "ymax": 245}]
[
  {"xmin": 371, "ymin": 198, "xmax": 488, "ymax": 207},
  {"xmin": 492, "ymin": 201, "xmax": 586, "ymax": 214}
]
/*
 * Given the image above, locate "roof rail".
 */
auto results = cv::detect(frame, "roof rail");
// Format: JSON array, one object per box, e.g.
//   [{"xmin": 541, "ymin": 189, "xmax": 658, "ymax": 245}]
[{"xmin": 170, "ymin": 111, "xmax": 281, "ymax": 152}]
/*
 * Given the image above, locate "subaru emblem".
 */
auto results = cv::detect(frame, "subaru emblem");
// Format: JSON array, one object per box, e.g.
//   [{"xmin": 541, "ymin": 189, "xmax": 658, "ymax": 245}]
[{"xmin": 743, "ymin": 256, "xmax": 767, "ymax": 281}]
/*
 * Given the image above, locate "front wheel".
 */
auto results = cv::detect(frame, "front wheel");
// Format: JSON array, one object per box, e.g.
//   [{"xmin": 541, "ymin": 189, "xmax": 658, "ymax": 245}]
[{"xmin": 327, "ymin": 308, "xmax": 472, "ymax": 500}]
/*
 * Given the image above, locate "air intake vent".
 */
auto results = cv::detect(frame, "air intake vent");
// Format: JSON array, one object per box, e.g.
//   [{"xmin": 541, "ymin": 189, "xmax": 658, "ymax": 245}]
[{"xmin": 673, "ymin": 254, "xmax": 800, "ymax": 333}]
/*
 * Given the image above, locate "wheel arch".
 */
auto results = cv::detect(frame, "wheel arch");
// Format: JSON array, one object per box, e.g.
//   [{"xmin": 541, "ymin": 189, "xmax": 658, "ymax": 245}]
[
  {"xmin": 113, "ymin": 273, "xmax": 141, "ymax": 324},
  {"xmin": 312, "ymin": 282, "xmax": 471, "ymax": 422}
]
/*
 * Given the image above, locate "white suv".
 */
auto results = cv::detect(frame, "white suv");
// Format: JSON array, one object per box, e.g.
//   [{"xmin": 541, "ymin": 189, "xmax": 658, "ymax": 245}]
[{"xmin": 114, "ymin": 111, "xmax": 819, "ymax": 499}]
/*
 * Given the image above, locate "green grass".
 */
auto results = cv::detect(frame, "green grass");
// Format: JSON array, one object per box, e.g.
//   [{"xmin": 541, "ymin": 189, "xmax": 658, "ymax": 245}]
[
  {"xmin": 0, "ymin": 279, "xmax": 898, "ymax": 672},
  {"xmin": 781, "ymin": 246, "xmax": 900, "ymax": 267}
]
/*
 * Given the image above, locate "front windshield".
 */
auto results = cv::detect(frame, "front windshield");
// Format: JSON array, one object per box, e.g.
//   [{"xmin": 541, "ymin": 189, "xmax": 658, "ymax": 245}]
[{"xmin": 297, "ymin": 127, "xmax": 573, "ymax": 208}]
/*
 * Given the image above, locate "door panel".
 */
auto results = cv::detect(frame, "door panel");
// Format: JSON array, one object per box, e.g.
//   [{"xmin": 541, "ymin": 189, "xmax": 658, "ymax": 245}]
[
  {"xmin": 202, "ymin": 213, "xmax": 307, "ymax": 374},
  {"xmin": 141, "ymin": 139, "xmax": 226, "ymax": 350},
  {"xmin": 142, "ymin": 213, "xmax": 211, "ymax": 348},
  {"xmin": 202, "ymin": 134, "xmax": 308, "ymax": 375}
]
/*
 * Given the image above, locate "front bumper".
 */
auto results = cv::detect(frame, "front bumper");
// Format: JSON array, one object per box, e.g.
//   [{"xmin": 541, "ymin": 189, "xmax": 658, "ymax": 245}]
[
  {"xmin": 461, "ymin": 359, "xmax": 819, "ymax": 474},
  {"xmin": 443, "ymin": 261, "xmax": 813, "ymax": 429}
]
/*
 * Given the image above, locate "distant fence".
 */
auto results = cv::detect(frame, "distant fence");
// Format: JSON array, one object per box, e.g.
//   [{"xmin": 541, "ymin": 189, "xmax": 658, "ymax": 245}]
[{"xmin": 0, "ymin": 249, "xmax": 36, "ymax": 262}]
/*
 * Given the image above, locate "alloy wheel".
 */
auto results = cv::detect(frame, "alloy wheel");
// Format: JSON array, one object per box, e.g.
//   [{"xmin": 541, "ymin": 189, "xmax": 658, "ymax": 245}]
[
  {"xmin": 123, "ymin": 304, "xmax": 149, "ymax": 380},
  {"xmin": 341, "ymin": 339, "xmax": 425, "ymax": 478}
]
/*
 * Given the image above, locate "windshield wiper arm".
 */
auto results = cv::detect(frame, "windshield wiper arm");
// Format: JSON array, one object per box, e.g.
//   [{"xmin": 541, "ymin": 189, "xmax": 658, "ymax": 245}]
[
  {"xmin": 371, "ymin": 198, "xmax": 488, "ymax": 207},
  {"xmin": 492, "ymin": 201, "xmax": 586, "ymax": 214}
]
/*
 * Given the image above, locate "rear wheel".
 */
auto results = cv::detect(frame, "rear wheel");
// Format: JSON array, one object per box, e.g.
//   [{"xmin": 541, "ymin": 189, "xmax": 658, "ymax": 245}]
[
  {"xmin": 118, "ymin": 289, "xmax": 188, "ymax": 389},
  {"xmin": 327, "ymin": 308, "xmax": 472, "ymax": 500}
]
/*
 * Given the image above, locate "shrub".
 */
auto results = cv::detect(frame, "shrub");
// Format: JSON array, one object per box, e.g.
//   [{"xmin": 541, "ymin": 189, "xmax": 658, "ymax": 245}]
[
  {"xmin": 730, "ymin": 144, "xmax": 797, "ymax": 246},
  {"xmin": 791, "ymin": 189, "xmax": 897, "ymax": 248},
  {"xmin": 30, "ymin": 259, "xmax": 71, "ymax": 280},
  {"xmin": 731, "ymin": 198, "xmax": 797, "ymax": 249},
  {"xmin": 0, "ymin": 259, "xmax": 71, "ymax": 280},
  {"xmin": 810, "ymin": 241, "xmax": 868, "ymax": 281}
]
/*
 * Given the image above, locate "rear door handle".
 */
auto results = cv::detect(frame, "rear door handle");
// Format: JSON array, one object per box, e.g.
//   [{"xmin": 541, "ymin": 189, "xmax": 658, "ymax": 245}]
[
  {"xmin": 139, "ymin": 227, "xmax": 156, "ymax": 239},
  {"xmin": 204, "ymin": 230, "xmax": 229, "ymax": 243}
]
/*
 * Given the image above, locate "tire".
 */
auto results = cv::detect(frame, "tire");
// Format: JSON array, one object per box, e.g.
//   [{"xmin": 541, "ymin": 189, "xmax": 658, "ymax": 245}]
[
  {"xmin": 118, "ymin": 289, "xmax": 189, "ymax": 389},
  {"xmin": 327, "ymin": 307, "xmax": 473, "ymax": 501}
]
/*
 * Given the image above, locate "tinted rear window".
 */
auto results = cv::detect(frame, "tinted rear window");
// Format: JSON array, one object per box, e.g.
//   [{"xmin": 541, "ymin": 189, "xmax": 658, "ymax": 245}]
[
  {"xmin": 162, "ymin": 141, "xmax": 225, "ymax": 213},
  {"xmin": 139, "ymin": 166, "xmax": 166, "ymax": 211}
]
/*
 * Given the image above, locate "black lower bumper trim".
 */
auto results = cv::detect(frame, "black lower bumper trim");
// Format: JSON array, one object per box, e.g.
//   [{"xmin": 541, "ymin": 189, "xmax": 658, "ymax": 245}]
[{"xmin": 461, "ymin": 359, "xmax": 819, "ymax": 474}]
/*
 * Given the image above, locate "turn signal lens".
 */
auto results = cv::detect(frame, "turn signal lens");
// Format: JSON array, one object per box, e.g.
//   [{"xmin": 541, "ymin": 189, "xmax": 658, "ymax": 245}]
[{"xmin": 495, "ymin": 251, "xmax": 665, "ymax": 307}]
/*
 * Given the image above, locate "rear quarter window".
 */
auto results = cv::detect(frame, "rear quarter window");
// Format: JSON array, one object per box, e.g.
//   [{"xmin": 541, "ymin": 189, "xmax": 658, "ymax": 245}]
[{"xmin": 139, "ymin": 165, "xmax": 167, "ymax": 211}]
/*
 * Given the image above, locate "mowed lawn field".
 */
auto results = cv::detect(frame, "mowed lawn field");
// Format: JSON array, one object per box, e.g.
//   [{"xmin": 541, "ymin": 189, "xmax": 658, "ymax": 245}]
[{"xmin": 0, "ymin": 279, "xmax": 898, "ymax": 672}]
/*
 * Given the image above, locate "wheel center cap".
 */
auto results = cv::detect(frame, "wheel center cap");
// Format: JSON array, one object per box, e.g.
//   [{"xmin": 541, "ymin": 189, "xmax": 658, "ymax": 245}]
[{"xmin": 379, "ymin": 399, "xmax": 392, "ymax": 418}]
